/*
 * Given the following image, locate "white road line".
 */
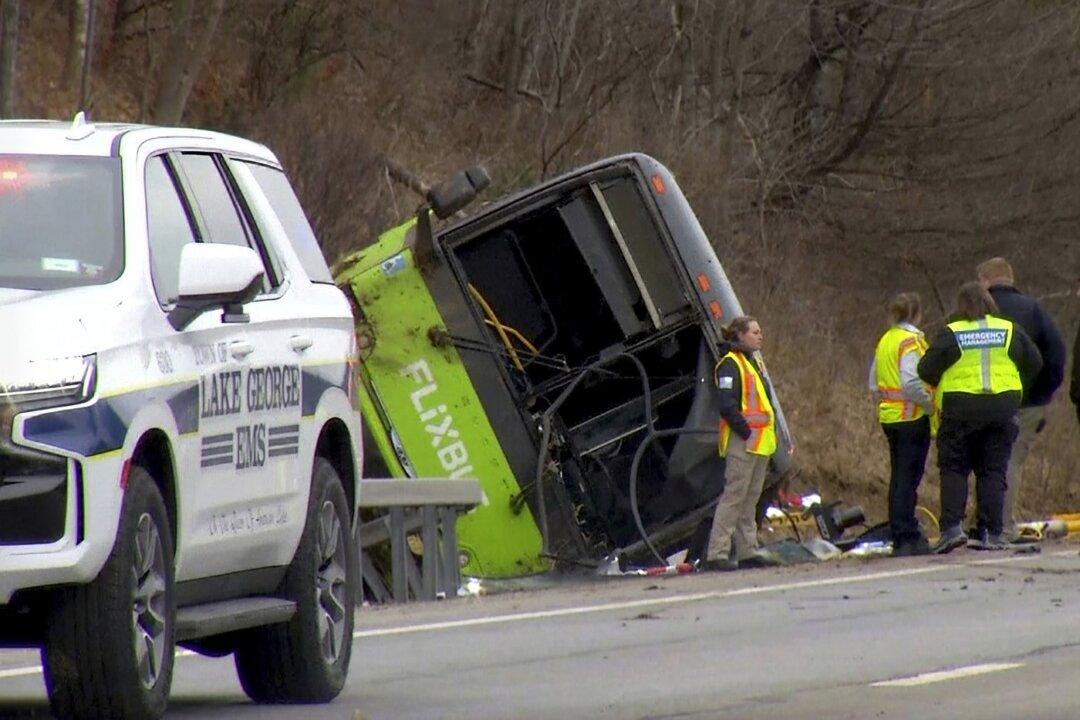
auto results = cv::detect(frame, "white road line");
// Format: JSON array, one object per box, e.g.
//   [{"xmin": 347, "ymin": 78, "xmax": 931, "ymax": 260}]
[
  {"xmin": 0, "ymin": 550, "xmax": 1071, "ymax": 682},
  {"xmin": 353, "ymin": 550, "xmax": 1076, "ymax": 639},
  {"xmin": 871, "ymin": 662, "xmax": 1024, "ymax": 687},
  {"xmin": 352, "ymin": 566, "xmax": 947, "ymax": 638}
]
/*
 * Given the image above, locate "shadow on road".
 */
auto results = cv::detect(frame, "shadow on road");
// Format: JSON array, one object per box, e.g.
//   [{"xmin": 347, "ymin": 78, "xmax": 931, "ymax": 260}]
[
  {"xmin": 0, "ymin": 700, "xmax": 51, "ymax": 718},
  {"xmin": 0, "ymin": 697, "xmax": 256, "ymax": 719}
]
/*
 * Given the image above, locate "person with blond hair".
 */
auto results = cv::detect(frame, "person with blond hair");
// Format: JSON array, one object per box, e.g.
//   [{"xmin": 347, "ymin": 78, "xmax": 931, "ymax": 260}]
[
  {"xmin": 703, "ymin": 316, "xmax": 779, "ymax": 571},
  {"xmin": 918, "ymin": 283, "xmax": 1042, "ymax": 553},
  {"xmin": 976, "ymin": 257, "xmax": 1066, "ymax": 542},
  {"xmin": 868, "ymin": 292, "xmax": 934, "ymax": 556}
]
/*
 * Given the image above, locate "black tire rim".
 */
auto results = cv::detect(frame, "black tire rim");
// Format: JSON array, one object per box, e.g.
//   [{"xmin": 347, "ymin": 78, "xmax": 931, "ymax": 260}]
[
  {"xmin": 131, "ymin": 512, "xmax": 168, "ymax": 690},
  {"xmin": 315, "ymin": 500, "xmax": 348, "ymax": 664}
]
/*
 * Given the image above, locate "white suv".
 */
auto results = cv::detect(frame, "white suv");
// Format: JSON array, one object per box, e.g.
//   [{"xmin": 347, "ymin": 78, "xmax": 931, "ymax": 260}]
[{"xmin": 0, "ymin": 116, "xmax": 362, "ymax": 719}]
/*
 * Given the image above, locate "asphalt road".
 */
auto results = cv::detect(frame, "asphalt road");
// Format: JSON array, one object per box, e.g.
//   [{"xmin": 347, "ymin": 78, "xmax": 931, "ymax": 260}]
[{"xmin": 2, "ymin": 544, "xmax": 1080, "ymax": 719}]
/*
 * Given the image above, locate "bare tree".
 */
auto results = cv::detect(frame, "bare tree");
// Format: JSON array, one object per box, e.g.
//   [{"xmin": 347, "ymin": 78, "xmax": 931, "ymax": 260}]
[
  {"xmin": 239, "ymin": 0, "xmax": 360, "ymax": 110},
  {"xmin": 0, "ymin": 0, "xmax": 18, "ymax": 118},
  {"xmin": 63, "ymin": 0, "xmax": 91, "ymax": 91},
  {"xmin": 150, "ymin": 0, "xmax": 226, "ymax": 124}
]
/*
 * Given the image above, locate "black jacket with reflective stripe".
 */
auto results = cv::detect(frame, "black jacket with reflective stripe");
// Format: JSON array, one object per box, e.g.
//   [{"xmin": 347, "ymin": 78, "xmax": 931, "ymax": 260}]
[{"xmin": 917, "ymin": 316, "xmax": 1043, "ymax": 422}]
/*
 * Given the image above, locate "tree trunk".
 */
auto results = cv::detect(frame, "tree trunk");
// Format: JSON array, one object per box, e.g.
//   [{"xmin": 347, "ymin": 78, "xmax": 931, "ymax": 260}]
[
  {"xmin": 715, "ymin": 0, "xmax": 751, "ymax": 239},
  {"xmin": 150, "ymin": 0, "xmax": 226, "ymax": 125},
  {"xmin": 0, "ymin": 0, "xmax": 18, "ymax": 119},
  {"xmin": 669, "ymin": 0, "xmax": 686, "ymax": 135},
  {"xmin": 503, "ymin": 2, "xmax": 527, "ymax": 107},
  {"xmin": 464, "ymin": 0, "xmax": 491, "ymax": 75},
  {"xmin": 63, "ymin": 0, "xmax": 90, "ymax": 91},
  {"xmin": 66, "ymin": 0, "xmax": 90, "ymax": 87},
  {"xmin": 709, "ymin": 0, "xmax": 728, "ymax": 118},
  {"xmin": 556, "ymin": 0, "xmax": 581, "ymax": 81}
]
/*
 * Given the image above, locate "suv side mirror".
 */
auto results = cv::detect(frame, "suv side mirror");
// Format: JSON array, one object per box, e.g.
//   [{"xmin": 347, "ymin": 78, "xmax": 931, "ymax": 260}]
[
  {"xmin": 428, "ymin": 166, "xmax": 490, "ymax": 220},
  {"xmin": 168, "ymin": 243, "xmax": 265, "ymax": 330}
]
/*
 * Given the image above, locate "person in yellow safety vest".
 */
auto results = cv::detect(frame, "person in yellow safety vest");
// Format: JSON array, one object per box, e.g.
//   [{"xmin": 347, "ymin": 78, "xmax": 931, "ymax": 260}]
[
  {"xmin": 703, "ymin": 316, "xmax": 780, "ymax": 572},
  {"xmin": 917, "ymin": 282, "xmax": 1042, "ymax": 554},
  {"xmin": 868, "ymin": 292, "xmax": 935, "ymax": 556}
]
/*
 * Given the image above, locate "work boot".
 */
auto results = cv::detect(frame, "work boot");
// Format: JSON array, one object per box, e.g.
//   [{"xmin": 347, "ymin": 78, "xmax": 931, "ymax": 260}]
[
  {"xmin": 931, "ymin": 525, "xmax": 968, "ymax": 554},
  {"xmin": 892, "ymin": 536, "xmax": 931, "ymax": 557},
  {"xmin": 968, "ymin": 529, "xmax": 1008, "ymax": 551},
  {"xmin": 701, "ymin": 558, "xmax": 738, "ymax": 572},
  {"xmin": 738, "ymin": 550, "xmax": 782, "ymax": 569}
]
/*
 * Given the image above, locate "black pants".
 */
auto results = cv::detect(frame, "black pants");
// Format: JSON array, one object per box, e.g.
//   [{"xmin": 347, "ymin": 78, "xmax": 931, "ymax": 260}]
[
  {"xmin": 882, "ymin": 416, "xmax": 931, "ymax": 543},
  {"xmin": 937, "ymin": 416, "xmax": 1019, "ymax": 535}
]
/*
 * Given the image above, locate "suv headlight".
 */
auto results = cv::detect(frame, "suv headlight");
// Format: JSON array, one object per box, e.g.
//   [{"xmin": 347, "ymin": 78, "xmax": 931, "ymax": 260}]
[{"xmin": 0, "ymin": 354, "xmax": 97, "ymax": 410}]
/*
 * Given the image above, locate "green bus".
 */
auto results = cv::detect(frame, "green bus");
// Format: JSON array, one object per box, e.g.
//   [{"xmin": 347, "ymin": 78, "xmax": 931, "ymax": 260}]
[{"xmin": 335, "ymin": 154, "xmax": 794, "ymax": 578}]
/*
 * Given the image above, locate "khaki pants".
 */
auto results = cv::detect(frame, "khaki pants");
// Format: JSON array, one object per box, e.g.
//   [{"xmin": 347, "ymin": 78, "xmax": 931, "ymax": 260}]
[
  {"xmin": 706, "ymin": 434, "xmax": 770, "ymax": 562},
  {"xmin": 1001, "ymin": 406, "xmax": 1044, "ymax": 538}
]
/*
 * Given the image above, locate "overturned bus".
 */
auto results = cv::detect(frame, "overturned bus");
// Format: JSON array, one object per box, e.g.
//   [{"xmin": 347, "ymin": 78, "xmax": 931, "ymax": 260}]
[{"xmin": 334, "ymin": 154, "xmax": 794, "ymax": 578}]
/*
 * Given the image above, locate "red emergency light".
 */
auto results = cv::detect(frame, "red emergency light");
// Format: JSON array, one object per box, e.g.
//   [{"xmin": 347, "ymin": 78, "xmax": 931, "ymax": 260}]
[{"xmin": 0, "ymin": 162, "xmax": 26, "ymax": 194}]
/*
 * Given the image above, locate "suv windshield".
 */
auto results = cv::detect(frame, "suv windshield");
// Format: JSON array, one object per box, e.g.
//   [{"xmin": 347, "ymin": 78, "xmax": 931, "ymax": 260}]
[{"xmin": 0, "ymin": 154, "xmax": 122, "ymax": 290}]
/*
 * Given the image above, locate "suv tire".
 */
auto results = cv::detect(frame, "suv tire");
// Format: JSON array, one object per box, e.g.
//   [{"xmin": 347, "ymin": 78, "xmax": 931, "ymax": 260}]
[
  {"xmin": 42, "ymin": 465, "xmax": 176, "ymax": 720},
  {"xmin": 234, "ymin": 456, "xmax": 356, "ymax": 703}
]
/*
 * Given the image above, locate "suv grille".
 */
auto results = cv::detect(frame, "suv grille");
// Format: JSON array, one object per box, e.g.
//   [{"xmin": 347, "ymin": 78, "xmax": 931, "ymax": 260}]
[{"xmin": 0, "ymin": 451, "xmax": 67, "ymax": 545}]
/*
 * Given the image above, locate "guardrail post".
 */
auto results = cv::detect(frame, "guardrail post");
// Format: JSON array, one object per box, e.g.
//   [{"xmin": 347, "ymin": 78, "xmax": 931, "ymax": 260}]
[
  {"xmin": 439, "ymin": 506, "xmax": 460, "ymax": 597},
  {"xmin": 357, "ymin": 478, "xmax": 482, "ymax": 604},
  {"xmin": 389, "ymin": 506, "xmax": 408, "ymax": 602},
  {"xmin": 421, "ymin": 505, "xmax": 439, "ymax": 600}
]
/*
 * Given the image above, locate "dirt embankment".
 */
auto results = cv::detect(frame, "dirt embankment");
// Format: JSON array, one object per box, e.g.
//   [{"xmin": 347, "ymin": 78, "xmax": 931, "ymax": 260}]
[{"xmin": 9, "ymin": 1, "xmax": 1078, "ymax": 525}]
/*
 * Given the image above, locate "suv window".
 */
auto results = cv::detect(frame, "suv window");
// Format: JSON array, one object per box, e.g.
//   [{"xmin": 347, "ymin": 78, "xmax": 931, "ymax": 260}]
[
  {"xmin": 145, "ymin": 156, "xmax": 198, "ymax": 305},
  {"xmin": 0, "ymin": 155, "xmax": 122, "ymax": 290},
  {"xmin": 177, "ymin": 152, "xmax": 278, "ymax": 294},
  {"xmin": 239, "ymin": 162, "xmax": 333, "ymax": 284},
  {"xmin": 177, "ymin": 153, "xmax": 251, "ymax": 248}
]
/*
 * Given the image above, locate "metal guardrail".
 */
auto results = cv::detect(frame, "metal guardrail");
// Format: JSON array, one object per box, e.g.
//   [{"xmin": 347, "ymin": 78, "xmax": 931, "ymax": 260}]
[{"xmin": 356, "ymin": 478, "xmax": 484, "ymax": 603}]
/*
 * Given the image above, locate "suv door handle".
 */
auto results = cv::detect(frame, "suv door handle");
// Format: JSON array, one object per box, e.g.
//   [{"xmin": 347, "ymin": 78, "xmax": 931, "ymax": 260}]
[
  {"xmin": 229, "ymin": 340, "xmax": 255, "ymax": 359},
  {"xmin": 289, "ymin": 335, "xmax": 313, "ymax": 353}
]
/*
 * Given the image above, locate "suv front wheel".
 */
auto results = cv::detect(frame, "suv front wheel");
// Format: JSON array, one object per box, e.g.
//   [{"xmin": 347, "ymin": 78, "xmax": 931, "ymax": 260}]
[
  {"xmin": 234, "ymin": 456, "xmax": 356, "ymax": 702},
  {"xmin": 42, "ymin": 465, "xmax": 176, "ymax": 720}
]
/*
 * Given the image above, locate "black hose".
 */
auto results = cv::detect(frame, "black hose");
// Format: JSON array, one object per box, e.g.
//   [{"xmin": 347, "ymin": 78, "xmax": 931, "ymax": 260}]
[
  {"xmin": 627, "ymin": 427, "xmax": 717, "ymax": 565},
  {"xmin": 532, "ymin": 353, "xmax": 654, "ymax": 555},
  {"xmin": 529, "ymin": 352, "xmax": 720, "ymax": 568}
]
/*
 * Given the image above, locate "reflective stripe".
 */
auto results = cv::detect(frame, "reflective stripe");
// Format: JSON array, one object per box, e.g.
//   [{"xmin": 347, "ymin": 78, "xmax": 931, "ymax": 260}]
[
  {"xmin": 878, "ymin": 388, "xmax": 904, "ymax": 401},
  {"xmin": 978, "ymin": 318, "xmax": 992, "ymax": 392},
  {"xmin": 897, "ymin": 337, "xmax": 918, "ymax": 363},
  {"xmin": 739, "ymin": 356, "xmax": 761, "ymax": 452},
  {"xmin": 879, "ymin": 388, "xmax": 916, "ymax": 419}
]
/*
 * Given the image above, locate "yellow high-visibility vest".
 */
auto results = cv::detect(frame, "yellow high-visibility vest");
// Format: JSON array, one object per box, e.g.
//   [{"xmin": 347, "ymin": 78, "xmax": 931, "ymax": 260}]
[
  {"xmin": 716, "ymin": 351, "xmax": 777, "ymax": 457},
  {"xmin": 874, "ymin": 326, "xmax": 928, "ymax": 424},
  {"xmin": 937, "ymin": 317, "xmax": 1023, "ymax": 400}
]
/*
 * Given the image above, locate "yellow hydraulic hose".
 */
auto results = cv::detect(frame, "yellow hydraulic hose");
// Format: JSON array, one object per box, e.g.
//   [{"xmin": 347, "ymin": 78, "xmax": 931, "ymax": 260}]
[
  {"xmin": 1051, "ymin": 513, "xmax": 1080, "ymax": 523},
  {"xmin": 468, "ymin": 283, "xmax": 524, "ymax": 372},
  {"xmin": 483, "ymin": 319, "xmax": 540, "ymax": 355},
  {"xmin": 916, "ymin": 505, "xmax": 940, "ymax": 539}
]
